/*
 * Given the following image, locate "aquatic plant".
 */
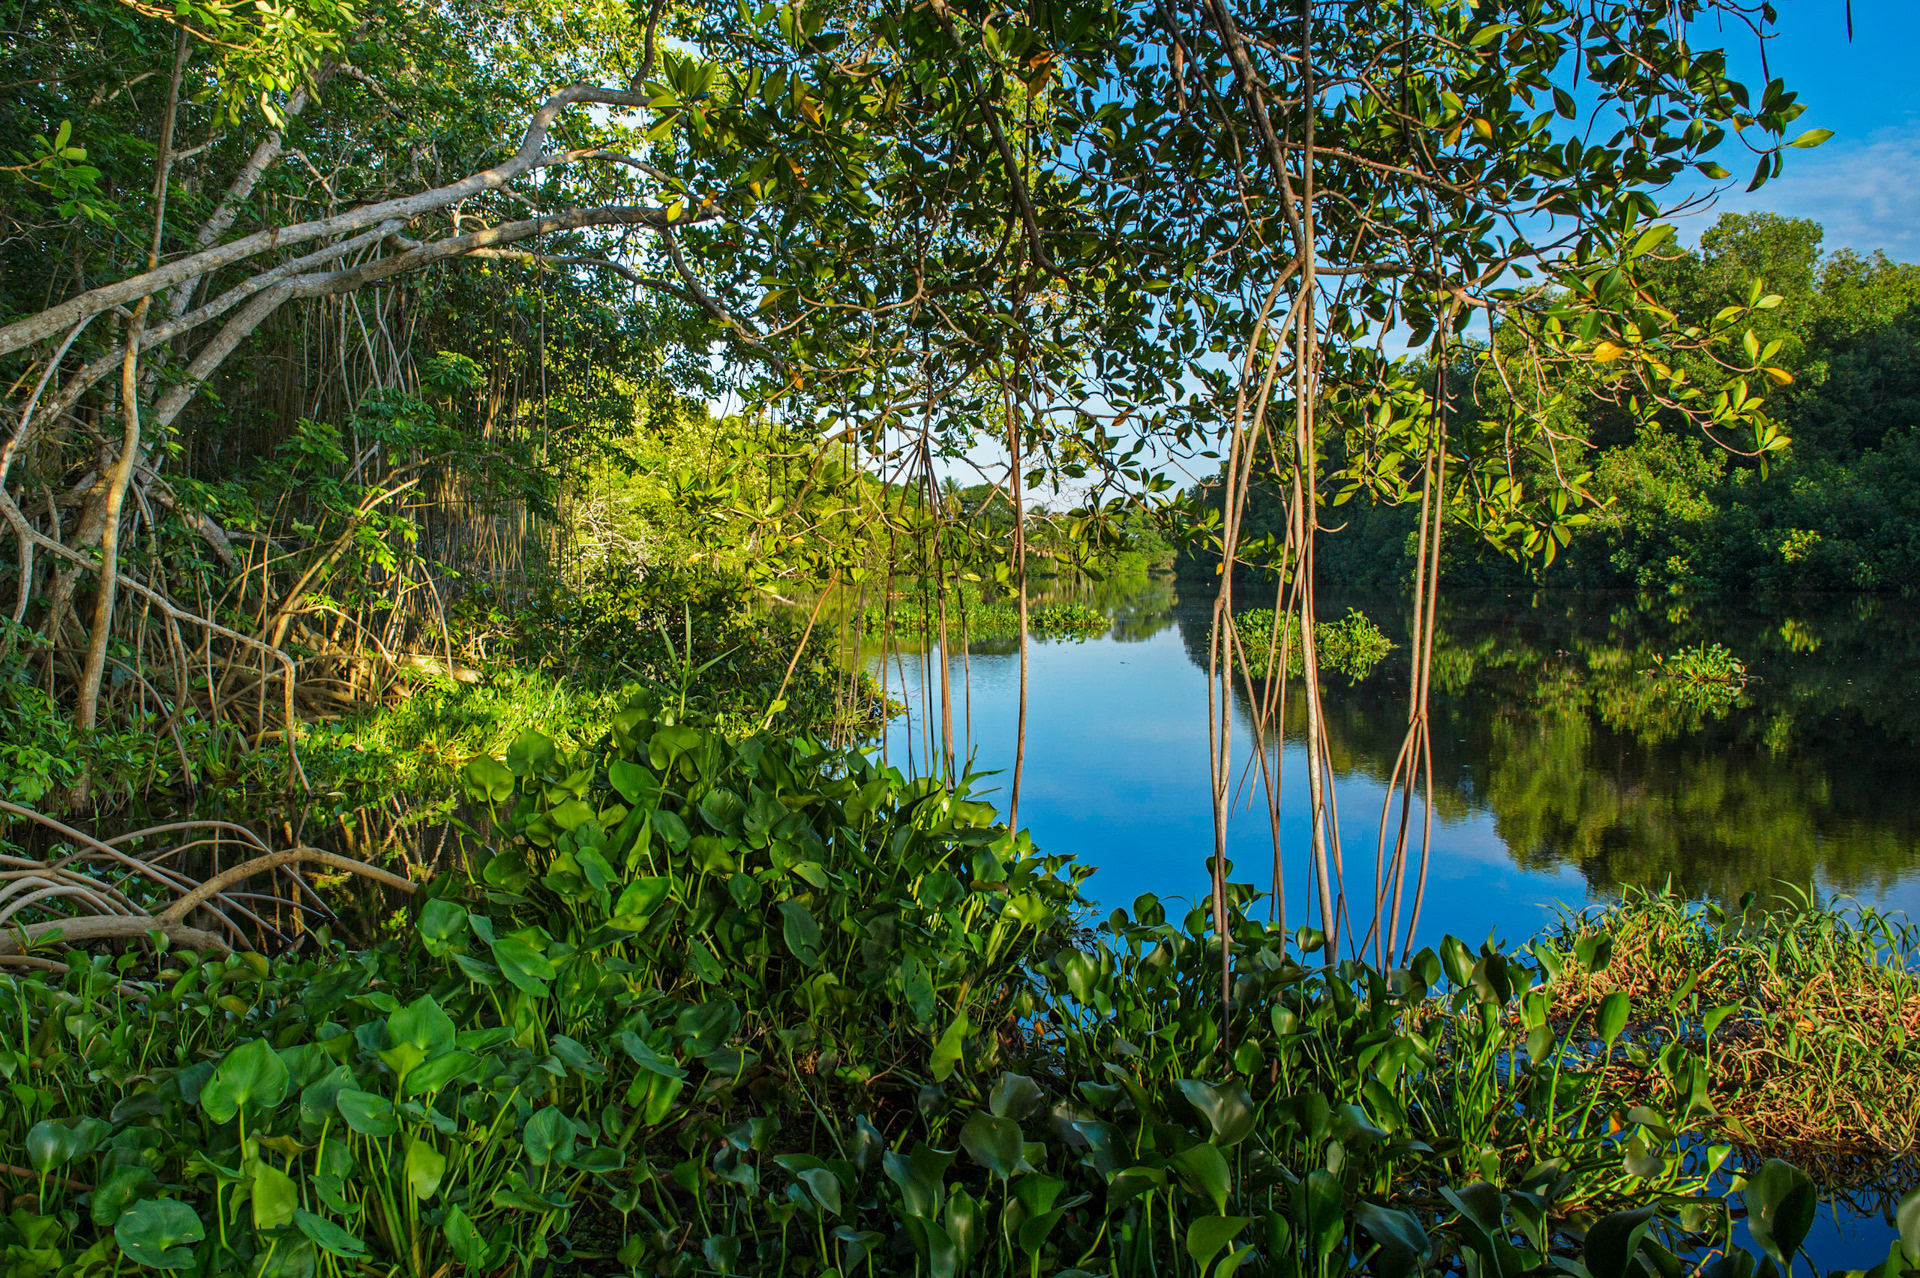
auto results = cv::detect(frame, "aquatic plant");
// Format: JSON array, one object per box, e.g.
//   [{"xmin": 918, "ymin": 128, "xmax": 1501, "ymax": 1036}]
[
  {"xmin": 1228, "ymin": 608, "xmax": 1396, "ymax": 680},
  {"xmin": 1649, "ymin": 643, "xmax": 1750, "ymax": 687},
  {"xmin": 4, "ymin": 702, "xmax": 1913, "ymax": 1277},
  {"xmin": 1540, "ymin": 887, "xmax": 1920, "ymax": 1183},
  {"xmin": 865, "ymin": 585, "xmax": 1109, "ymax": 643}
]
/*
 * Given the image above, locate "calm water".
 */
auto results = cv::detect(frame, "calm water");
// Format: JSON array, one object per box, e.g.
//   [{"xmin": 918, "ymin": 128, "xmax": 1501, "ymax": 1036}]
[
  {"xmin": 876, "ymin": 577, "xmax": 1920, "ymax": 1262},
  {"xmin": 879, "ymin": 578, "xmax": 1920, "ymax": 948}
]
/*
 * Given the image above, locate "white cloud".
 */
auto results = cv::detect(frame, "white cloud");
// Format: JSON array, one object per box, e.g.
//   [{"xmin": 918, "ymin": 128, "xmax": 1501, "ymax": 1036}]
[{"xmin": 1679, "ymin": 119, "xmax": 1920, "ymax": 261}]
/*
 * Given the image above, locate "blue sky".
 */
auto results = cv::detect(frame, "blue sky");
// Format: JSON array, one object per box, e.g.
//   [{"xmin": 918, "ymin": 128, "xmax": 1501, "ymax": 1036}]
[{"xmin": 1679, "ymin": 0, "xmax": 1920, "ymax": 259}]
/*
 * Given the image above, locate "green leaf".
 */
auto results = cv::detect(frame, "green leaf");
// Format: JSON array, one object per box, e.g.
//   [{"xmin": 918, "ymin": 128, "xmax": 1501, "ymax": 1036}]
[
  {"xmin": 704, "ymin": 1234, "xmax": 742, "ymax": 1274},
  {"xmin": 930, "ymin": 1012, "xmax": 968, "ymax": 1081},
  {"xmin": 902, "ymin": 956, "xmax": 936, "ymax": 1025},
  {"xmin": 1596, "ymin": 991, "xmax": 1630, "ymax": 1046},
  {"xmin": 777, "ymin": 899, "xmax": 825, "ymax": 967},
  {"xmin": 405, "ymin": 1140, "xmax": 447, "ymax": 1200},
  {"xmin": 1584, "ymin": 1205, "xmax": 1658, "ymax": 1278},
  {"xmin": 492, "ymin": 932, "xmax": 556, "ymax": 995},
  {"xmin": 115, "ymin": 1199, "xmax": 204, "ymax": 1269},
  {"xmin": 524, "ymin": 1106, "xmax": 575, "ymax": 1167},
  {"xmin": 1354, "ymin": 1201, "xmax": 1431, "ymax": 1278},
  {"xmin": 1179, "ymin": 1078, "xmax": 1257, "ymax": 1146},
  {"xmin": 1304, "ymin": 1168, "xmax": 1345, "ymax": 1258},
  {"xmin": 252, "ymin": 1161, "xmax": 298, "ymax": 1230},
  {"xmin": 444, "ymin": 1205, "xmax": 486, "ymax": 1268},
  {"xmin": 506, "ymin": 729, "xmax": 555, "ymax": 777},
  {"xmin": 1187, "ymin": 1216, "xmax": 1252, "ymax": 1274},
  {"xmin": 293, "ymin": 1209, "xmax": 369, "ymax": 1259},
  {"xmin": 958, "ymin": 1111, "xmax": 1022, "ymax": 1178},
  {"xmin": 1745, "ymin": 1159, "xmax": 1817, "ymax": 1267},
  {"xmin": 417, "ymin": 899, "xmax": 469, "ymax": 954},
  {"xmin": 1787, "ymin": 128, "xmax": 1834, "ymax": 148},
  {"xmin": 989, "ymin": 1072, "xmax": 1044, "ymax": 1121},
  {"xmin": 404, "ymin": 1049, "xmax": 480, "ymax": 1098},
  {"xmin": 1170, "ymin": 1142, "xmax": 1232, "ymax": 1214},
  {"xmin": 90, "ymin": 1166, "xmax": 159, "ymax": 1228},
  {"xmin": 612, "ymin": 877, "xmax": 671, "ymax": 930},
  {"xmin": 1898, "ymin": 1185, "xmax": 1920, "ymax": 1264},
  {"xmin": 462, "ymin": 756, "xmax": 515, "ymax": 802},
  {"xmin": 387, "ymin": 994, "xmax": 456, "ymax": 1059},
  {"xmin": 201, "ymin": 1038, "xmax": 291, "ymax": 1123},
  {"xmin": 26, "ymin": 1119, "xmax": 80, "ymax": 1173},
  {"xmin": 609, "ymin": 760, "xmax": 660, "ymax": 807},
  {"xmin": 336, "ymin": 1089, "xmax": 399, "ymax": 1137}
]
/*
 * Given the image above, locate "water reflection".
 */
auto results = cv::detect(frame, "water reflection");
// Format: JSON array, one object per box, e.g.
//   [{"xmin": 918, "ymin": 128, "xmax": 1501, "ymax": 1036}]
[{"xmin": 877, "ymin": 579, "xmax": 1920, "ymax": 944}]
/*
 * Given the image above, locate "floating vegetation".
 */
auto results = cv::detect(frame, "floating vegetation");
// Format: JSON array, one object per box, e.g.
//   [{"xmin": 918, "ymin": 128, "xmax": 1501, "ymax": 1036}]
[
  {"xmin": 1635, "ymin": 641, "xmax": 1751, "ymax": 722},
  {"xmin": 1650, "ymin": 641, "xmax": 1751, "ymax": 686},
  {"xmin": 864, "ymin": 583, "xmax": 1109, "ymax": 642},
  {"xmin": 1226, "ymin": 606, "xmax": 1396, "ymax": 680},
  {"xmin": 1539, "ymin": 887, "xmax": 1920, "ymax": 1185},
  {"xmin": 3, "ymin": 700, "xmax": 1910, "ymax": 1278}
]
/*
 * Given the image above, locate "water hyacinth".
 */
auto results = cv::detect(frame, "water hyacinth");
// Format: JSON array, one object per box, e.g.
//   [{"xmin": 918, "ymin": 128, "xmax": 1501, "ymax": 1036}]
[{"xmin": 0, "ymin": 690, "xmax": 1914, "ymax": 1277}]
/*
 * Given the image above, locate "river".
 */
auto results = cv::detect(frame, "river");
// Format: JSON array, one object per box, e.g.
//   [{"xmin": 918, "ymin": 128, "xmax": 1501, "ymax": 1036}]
[
  {"xmin": 875, "ymin": 575, "xmax": 1920, "ymax": 1266},
  {"xmin": 878, "ymin": 577, "xmax": 1920, "ymax": 949}
]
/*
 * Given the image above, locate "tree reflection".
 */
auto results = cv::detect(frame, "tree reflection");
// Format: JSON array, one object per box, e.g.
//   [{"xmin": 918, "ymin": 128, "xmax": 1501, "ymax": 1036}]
[{"xmin": 1181, "ymin": 590, "xmax": 1920, "ymax": 905}]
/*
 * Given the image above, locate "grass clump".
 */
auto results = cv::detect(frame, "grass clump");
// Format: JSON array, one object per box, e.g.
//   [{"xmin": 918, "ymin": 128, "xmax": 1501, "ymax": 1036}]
[{"xmin": 1537, "ymin": 887, "xmax": 1920, "ymax": 1185}]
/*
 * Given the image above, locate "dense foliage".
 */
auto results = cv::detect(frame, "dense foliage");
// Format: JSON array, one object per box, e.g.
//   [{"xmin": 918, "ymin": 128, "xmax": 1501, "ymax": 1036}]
[
  {"xmin": 1231, "ymin": 215, "xmax": 1920, "ymax": 594},
  {"xmin": 5, "ymin": 704, "xmax": 1913, "ymax": 1278}
]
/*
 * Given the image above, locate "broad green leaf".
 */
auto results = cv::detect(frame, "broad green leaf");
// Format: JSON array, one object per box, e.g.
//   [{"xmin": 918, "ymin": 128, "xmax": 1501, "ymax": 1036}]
[
  {"xmin": 1187, "ymin": 1216, "xmax": 1252, "ymax": 1274},
  {"xmin": 335, "ymin": 1089, "xmax": 399, "ymax": 1137},
  {"xmin": 1354, "ymin": 1201, "xmax": 1431, "ymax": 1278},
  {"xmin": 505, "ymin": 730, "xmax": 555, "ymax": 777},
  {"xmin": 524, "ymin": 1106, "xmax": 575, "ymax": 1167},
  {"xmin": 551, "ymin": 797, "xmax": 596, "ymax": 830},
  {"xmin": 417, "ymin": 899, "xmax": 469, "ymax": 954},
  {"xmin": 930, "ymin": 1012, "xmax": 968, "ymax": 1082},
  {"xmin": 777, "ymin": 899, "xmax": 825, "ymax": 966},
  {"xmin": 26, "ymin": 1119, "xmax": 81, "ymax": 1173},
  {"xmin": 611, "ymin": 877, "xmax": 671, "ymax": 929},
  {"xmin": 404, "ymin": 1049, "xmax": 480, "ymax": 1098},
  {"xmin": 252, "ymin": 1162, "xmax": 298, "ymax": 1230},
  {"xmin": 115, "ymin": 1199, "xmax": 204, "ymax": 1269},
  {"xmin": 387, "ymin": 995, "xmax": 456, "ymax": 1059},
  {"xmin": 492, "ymin": 932, "xmax": 556, "ymax": 995},
  {"xmin": 201, "ymin": 1039, "xmax": 291, "ymax": 1123},
  {"xmin": 1179, "ymin": 1078, "xmax": 1256, "ymax": 1146},
  {"xmin": 1584, "ymin": 1205, "xmax": 1658, "ymax": 1278},
  {"xmin": 405, "ymin": 1140, "xmax": 447, "ymax": 1200},
  {"xmin": 1745, "ymin": 1159, "xmax": 1817, "ymax": 1267},
  {"xmin": 1304, "ymin": 1168, "xmax": 1346, "ymax": 1258},
  {"xmin": 901, "ymin": 956, "xmax": 936, "ymax": 1025},
  {"xmin": 1170, "ymin": 1142, "xmax": 1232, "ymax": 1214},
  {"xmin": 444, "ymin": 1205, "xmax": 486, "ymax": 1268},
  {"xmin": 958, "ymin": 1111, "xmax": 1022, "ymax": 1178},
  {"xmin": 293, "ymin": 1209, "xmax": 369, "ymax": 1259},
  {"xmin": 989, "ymin": 1072, "xmax": 1043, "ymax": 1120},
  {"xmin": 1596, "ymin": 991, "xmax": 1630, "ymax": 1045},
  {"xmin": 461, "ymin": 756, "xmax": 515, "ymax": 803},
  {"xmin": 609, "ymin": 760, "xmax": 660, "ymax": 806},
  {"xmin": 90, "ymin": 1166, "xmax": 159, "ymax": 1228}
]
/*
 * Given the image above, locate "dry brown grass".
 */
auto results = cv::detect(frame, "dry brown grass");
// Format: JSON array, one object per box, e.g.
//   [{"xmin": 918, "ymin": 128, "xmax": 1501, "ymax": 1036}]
[{"xmin": 1536, "ymin": 889, "xmax": 1920, "ymax": 1188}]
